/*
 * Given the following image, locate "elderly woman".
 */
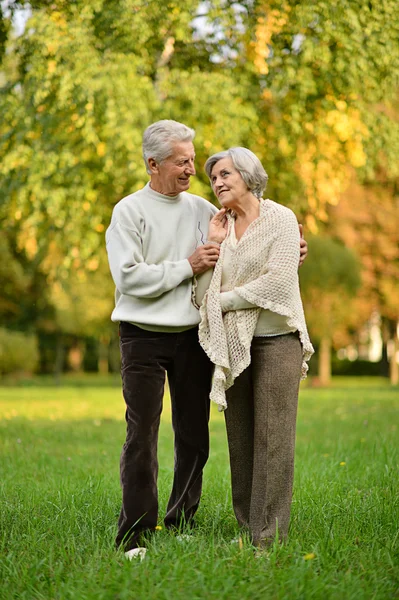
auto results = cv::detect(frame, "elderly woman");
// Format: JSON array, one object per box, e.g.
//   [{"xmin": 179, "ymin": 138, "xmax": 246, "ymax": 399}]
[{"xmin": 196, "ymin": 147, "xmax": 313, "ymax": 548}]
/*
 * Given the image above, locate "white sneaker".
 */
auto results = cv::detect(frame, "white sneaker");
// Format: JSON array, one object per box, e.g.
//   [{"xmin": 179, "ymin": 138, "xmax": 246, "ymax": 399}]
[{"xmin": 124, "ymin": 547, "xmax": 147, "ymax": 561}]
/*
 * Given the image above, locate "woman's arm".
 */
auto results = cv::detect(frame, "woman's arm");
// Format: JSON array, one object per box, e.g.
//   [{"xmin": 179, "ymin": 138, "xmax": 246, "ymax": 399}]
[
  {"xmin": 194, "ymin": 269, "xmax": 214, "ymax": 306},
  {"xmin": 220, "ymin": 290, "xmax": 256, "ymax": 312}
]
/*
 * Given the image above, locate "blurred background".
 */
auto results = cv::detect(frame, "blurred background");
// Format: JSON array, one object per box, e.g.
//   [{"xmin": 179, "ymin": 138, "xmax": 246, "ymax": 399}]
[{"xmin": 0, "ymin": 0, "xmax": 398, "ymax": 386}]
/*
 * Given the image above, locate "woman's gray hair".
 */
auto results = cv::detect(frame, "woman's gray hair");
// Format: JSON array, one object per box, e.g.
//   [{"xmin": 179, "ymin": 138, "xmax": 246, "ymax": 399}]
[
  {"xmin": 204, "ymin": 147, "xmax": 268, "ymax": 199},
  {"xmin": 142, "ymin": 120, "xmax": 195, "ymax": 174}
]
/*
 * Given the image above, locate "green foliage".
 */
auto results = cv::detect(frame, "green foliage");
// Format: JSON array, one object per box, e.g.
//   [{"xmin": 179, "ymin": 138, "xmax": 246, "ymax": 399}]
[
  {"xmin": 241, "ymin": 0, "xmax": 399, "ymax": 221},
  {"xmin": 300, "ymin": 235, "xmax": 361, "ymax": 294},
  {"xmin": 49, "ymin": 254, "xmax": 115, "ymax": 337},
  {"xmin": 0, "ymin": 0, "xmax": 398, "ymax": 371},
  {"xmin": 0, "ymin": 327, "xmax": 39, "ymax": 375},
  {"xmin": 0, "ymin": 235, "xmax": 31, "ymax": 322},
  {"xmin": 299, "ymin": 235, "xmax": 361, "ymax": 342},
  {"xmin": 0, "ymin": 0, "xmax": 260, "ymax": 263}
]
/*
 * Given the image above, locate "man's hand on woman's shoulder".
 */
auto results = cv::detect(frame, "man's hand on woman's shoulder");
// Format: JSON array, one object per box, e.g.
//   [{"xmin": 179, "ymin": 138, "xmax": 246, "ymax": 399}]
[{"xmin": 299, "ymin": 224, "xmax": 308, "ymax": 267}]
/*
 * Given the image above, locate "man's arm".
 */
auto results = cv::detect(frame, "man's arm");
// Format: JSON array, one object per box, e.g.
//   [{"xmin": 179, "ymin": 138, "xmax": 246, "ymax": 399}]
[
  {"xmin": 106, "ymin": 222, "xmax": 194, "ymax": 299},
  {"xmin": 106, "ymin": 222, "xmax": 220, "ymax": 299}
]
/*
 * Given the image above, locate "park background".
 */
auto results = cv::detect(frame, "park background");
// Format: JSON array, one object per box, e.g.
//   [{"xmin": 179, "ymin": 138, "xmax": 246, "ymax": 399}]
[{"xmin": 0, "ymin": 1, "xmax": 398, "ymax": 599}]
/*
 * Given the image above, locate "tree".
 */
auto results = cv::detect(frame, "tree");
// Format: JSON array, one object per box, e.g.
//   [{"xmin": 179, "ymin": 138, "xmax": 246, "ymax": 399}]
[
  {"xmin": 1, "ymin": 0, "xmax": 398, "ymax": 377},
  {"xmin": 240, "ymin": 0, "xmax": 399, "ymax": 226},
  {"xmin": 329, "ymin": 178, "xmax": 399, "ymax": 384},
  {"xmin": 0, "ymin": 0, "xmax": 259, "ymax": 268},
  {"xmin": 300, "ymin": 235, "xmax": 361, "ymax": 385}
]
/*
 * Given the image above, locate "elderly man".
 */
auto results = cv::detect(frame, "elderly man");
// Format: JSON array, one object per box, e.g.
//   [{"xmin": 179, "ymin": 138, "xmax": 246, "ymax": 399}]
[{"xmin": 106, "ymin": 120, "xmax": 307, "ymax": 559}]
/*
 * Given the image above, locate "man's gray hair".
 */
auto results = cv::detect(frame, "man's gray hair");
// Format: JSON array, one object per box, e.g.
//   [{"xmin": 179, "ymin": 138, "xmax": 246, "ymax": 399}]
[
  {"xmin": 204, "ymin": 147, "xmax": 268, "ymax": 199},
  {"xmin": 142, "ymin": 120, "xmax": 196, "ymax": 174}
]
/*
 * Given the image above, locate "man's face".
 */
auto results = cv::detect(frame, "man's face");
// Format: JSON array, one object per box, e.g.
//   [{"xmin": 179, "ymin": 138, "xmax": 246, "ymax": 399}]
[{"xmin": 149, "ymin": 141, "xmax": 196, "ymax": 196}]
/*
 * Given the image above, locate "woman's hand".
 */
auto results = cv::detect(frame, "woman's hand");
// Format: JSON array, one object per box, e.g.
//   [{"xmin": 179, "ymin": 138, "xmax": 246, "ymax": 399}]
[{"xmin": 208, "ymin": 209, "xmax": 228, "ymax": 244}]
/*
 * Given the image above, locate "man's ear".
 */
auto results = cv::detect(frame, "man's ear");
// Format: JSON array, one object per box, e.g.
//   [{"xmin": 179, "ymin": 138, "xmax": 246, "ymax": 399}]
[{"xmin": 148, "ymin": 157, "xmax": 159, "ymax": 174}]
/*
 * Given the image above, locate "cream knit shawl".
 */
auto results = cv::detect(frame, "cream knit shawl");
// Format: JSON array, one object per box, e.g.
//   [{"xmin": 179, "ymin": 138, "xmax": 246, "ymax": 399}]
[{"xmin": 198, "ymin": 199, "xmax": 314, "ymax": 410}]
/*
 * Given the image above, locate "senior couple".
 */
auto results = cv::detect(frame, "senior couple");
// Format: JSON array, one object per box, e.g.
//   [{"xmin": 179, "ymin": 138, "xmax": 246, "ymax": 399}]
[{"xmin": 106, "ymin": 119, "xmax": 313, "ymax": 560}]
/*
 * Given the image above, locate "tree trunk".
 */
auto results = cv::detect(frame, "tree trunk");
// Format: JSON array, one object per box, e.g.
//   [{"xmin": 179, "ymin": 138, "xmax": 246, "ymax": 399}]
[
  {"xmin": 68, "ymin": 340, "xmax": 84, "ymax": 372},
  {"xmin": 318, "ymin": 336, "xmax": 331, "ymax": 386},
  {"xmin": 389, "ymin": 327, "xmax": 399, "ymax": 385},
  {"xmin": 379, "ymin": 317, "xmax": 391, "ymax": 377},
  {"xmin": 98, "ymin": 335, "xmax": 110, "ymax": 374},
  {"xmin": 54, "ymin": 333, "xmax": 65, "ymax": 385}
]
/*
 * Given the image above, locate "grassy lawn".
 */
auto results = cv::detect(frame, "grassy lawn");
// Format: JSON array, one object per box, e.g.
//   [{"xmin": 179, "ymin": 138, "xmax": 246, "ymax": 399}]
[{"xmin": 0, "ymin": 376, "xmax": 398, "ymax": 599}]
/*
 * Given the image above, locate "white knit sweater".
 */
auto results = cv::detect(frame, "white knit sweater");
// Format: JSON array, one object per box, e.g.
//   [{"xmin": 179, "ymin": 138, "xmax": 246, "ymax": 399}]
[
  {"xmin": 198, "ymin": 199, "xmax": 314, "ymax": 409},
  {"xmin": 106, "ymin": 183, "xmax": 217, "ymax": 331}
]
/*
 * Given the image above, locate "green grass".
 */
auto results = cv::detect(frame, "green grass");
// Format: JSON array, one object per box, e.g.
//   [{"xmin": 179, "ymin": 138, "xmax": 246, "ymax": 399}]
[{"xmin": 0, "ymin": 377, "xmax": 398, "ymax": 599}]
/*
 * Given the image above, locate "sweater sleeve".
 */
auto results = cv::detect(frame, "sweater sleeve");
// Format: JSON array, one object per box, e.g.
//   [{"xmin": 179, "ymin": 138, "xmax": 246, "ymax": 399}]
[
  {"xmin": 106, "ymin": 222, "xmax": 194, "ymax": 299},
  {"xmin": 220, "ymin": 290, "xmax": 256, "ymax": 312},
  {"xmin": 193, "ymin": 269, "xmax": 214, "ymax": 307}
]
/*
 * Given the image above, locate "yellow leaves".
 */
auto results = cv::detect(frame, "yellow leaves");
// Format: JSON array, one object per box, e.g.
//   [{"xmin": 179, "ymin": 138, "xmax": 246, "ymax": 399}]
[
  {"xmin": 87, "ymin": 258, "xmax": 99, "ymax": 271},
  {"xmin": 46, "ymin": 42, "xmax": 58, "ymax": 55},
  {"xmin": 262, "ymin": 89, "xmax": 273, "ymax": 102},
  {"xmin": 297, "ymin": 140, "xmax": 348, "ymax": 215},
  {"xmin": 50, "ymin": 11, "xmax": 67, "ymax": 29},
  {"xmin": 278, "ymin": 137, "xmax": 292, "ymax": 156},
  {"xmin": 346, "ymin": 140, "xmax": 367, "ymax": 168},
  {"xmin": 325, "ymin": 110, "xmax": 351, "ymax": 142},
  {"xmin": 48, "ymin": 60, "xmax": 57, "ymax": 74},
  {"xmin": 253, "ymin": 18, "xmax": 271, "ymax": 75},
  {"xmin": 252, "ymin": 5, "xmax": 290, "ymax": 75},
  {"xmin": 14, "ymin": 210, "xmax": 22, "ymax": 221},
  {"xmin": 294, "ymin": 98, "xmax": 371, "ymax": 223},
  {"xmin": 37, "ymin": 105, "xmax": 46, "ymax": 113},
  {"xmin": 95, "ymin": 224, "xmax": 104, "ymax": 233},
  {"xmin": 324, "ymin": 104, "xmax": 369, "ymax": 166},
  {"xmin": 96, "ymin": 142, "xmax": 106, "ymax": 157},
  {"xmin": 335, "ymin": 100, "xmax": 347, "ymax": 111},
  {"xmin": 24, "ymin": 237, "xmax": 38, "ymax": 260},
  {"xmin": 71, "ymin": 113, "xmax": 79, "ymax": 122},
  {"xmin": 305, "ymin": 214, "xmax": 318, "ymax": 234}
]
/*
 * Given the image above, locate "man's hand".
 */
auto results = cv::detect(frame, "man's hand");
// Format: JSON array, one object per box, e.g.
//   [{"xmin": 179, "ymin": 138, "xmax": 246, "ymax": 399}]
[
  {"xmin": 208, "ymin": 209, "xmax": 227, "ymax": 244},
  {"xmin": 299, "ymin": 224, "xmax": 308, "ymax": 267},
  {"xmin": 188, "ymin": 244, "xmax": 220, "ymax": 274}
]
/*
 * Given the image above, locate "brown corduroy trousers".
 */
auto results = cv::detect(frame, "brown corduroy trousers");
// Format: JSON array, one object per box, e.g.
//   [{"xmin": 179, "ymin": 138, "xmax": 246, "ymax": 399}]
[
  {"xmin": 116, "ymin": 322, "xmax": 213, "ymax": 551},
  {"xmin": 224, "ymin": 332, "xmax": 302, "ymax": 547}
]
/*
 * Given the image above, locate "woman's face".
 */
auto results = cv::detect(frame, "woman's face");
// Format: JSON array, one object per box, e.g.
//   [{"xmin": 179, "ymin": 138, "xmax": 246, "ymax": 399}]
[{"xmin": 210, "ymin": 157, "xmax": 249, "ymax": 208}]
